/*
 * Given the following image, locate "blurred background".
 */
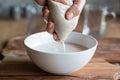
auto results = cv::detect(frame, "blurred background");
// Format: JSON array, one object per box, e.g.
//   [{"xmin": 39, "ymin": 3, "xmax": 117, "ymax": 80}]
[{"xmin": 0, "ymin": 0, "xmax": 120, "ymax": 50}]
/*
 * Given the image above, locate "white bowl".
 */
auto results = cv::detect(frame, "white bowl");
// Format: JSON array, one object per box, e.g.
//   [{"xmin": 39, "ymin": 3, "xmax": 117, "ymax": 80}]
[{"xmin": 24, "ymin": 32, "xmax": 98, "ymax": 75}]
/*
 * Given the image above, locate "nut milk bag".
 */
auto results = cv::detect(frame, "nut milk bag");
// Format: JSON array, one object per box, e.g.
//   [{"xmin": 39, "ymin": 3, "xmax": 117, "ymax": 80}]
[{"xmin": 48, "ymin": 0, "xmax": 80, "ymax": 41}]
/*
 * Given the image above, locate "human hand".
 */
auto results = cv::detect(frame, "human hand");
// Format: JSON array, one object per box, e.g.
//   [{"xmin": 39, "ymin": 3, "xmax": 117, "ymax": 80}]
[{"xmin": 35, "ymin": 0, "xmax": 86, "ymax": 41}]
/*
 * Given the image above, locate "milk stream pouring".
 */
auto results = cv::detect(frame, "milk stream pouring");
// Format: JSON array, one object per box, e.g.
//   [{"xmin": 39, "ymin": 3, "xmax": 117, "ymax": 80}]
[{"xmin": 48, "ymin": 0, "xmax": 80, "ymax": 41}]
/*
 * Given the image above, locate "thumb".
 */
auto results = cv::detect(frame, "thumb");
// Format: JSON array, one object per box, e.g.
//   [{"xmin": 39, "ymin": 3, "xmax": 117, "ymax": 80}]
[{"xmin": 65, "ymin": 0, "xmax": 86, "ymax": 20}]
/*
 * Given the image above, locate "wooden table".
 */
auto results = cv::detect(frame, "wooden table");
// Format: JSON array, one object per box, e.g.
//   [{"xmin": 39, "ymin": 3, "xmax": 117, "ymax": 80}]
[{"xmin": 0, "ymin": 38, "xmax": 120, "ymax": 80}]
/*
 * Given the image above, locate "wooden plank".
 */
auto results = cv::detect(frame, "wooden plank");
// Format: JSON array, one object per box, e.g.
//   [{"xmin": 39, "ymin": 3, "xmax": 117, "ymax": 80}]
[
  {"xmin": 0, "ymin": 58, "xmax": 120, "ymax": 80},
  {"xmin": 1, "ymin": 36, "xmax": 120, "ymax": 63},
  {"xmin": 95, "ymin": 38, "xmax": 120, "ymax": 63},
  {"xmin": 1, "ymin": 36, "xmax": 120, "ymax": 79}
]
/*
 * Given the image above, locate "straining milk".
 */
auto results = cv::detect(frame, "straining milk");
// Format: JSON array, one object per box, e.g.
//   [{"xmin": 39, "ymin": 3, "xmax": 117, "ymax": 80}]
[
  {"xmin": 48, "ymin": 0, "xmax": 80, "ymax": 41},
  {"xmin": 38, "ymin": 0, "xmax": 83, "ymax": 52}
]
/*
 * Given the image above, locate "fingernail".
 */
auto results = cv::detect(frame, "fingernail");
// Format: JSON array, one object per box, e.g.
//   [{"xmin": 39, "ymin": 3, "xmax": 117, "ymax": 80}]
[
  {"xmin": 54, "ymin": 37, "xmax": 60, "ymax": 41},
  {"xmin": 53, "ymin": 33, "xmax": 60, "ymax": 41},
  {"xmin": 67, "ymin": 13, "xmax": 73, "ymax": 20},
  {"xmin": 54, "ymin": 36, "xmax": 57, "ymax": 40},
  {"xmin": 47, "ymin": 24, "xmax": 51, "ymax": 31}
]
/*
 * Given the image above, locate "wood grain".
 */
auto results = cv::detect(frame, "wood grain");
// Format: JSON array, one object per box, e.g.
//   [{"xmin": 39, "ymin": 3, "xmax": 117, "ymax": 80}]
[
  {"xmin": 95, "ymin": 38, "xmax": 120, "ymax": 63},
  {"xmin": 0, "ymin": 58, "xmax": 120, "ymax": 80},
  {"xmin": 2, "ymin": 37, "xmax": 120, "ymax": 63},
  {"xmin": 1, "ymin": 35, "xmax": 120, "ymax": 79}
]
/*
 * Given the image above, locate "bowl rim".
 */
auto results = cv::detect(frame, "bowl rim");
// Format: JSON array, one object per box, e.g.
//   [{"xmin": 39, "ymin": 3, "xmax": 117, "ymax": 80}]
[{"xmin": 24, "ymin": 31, "xmax": 98, "ymax": 55}]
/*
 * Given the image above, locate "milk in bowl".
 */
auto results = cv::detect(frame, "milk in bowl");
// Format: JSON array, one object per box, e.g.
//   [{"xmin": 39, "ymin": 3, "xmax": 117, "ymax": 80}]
[{"xmin": 24, "ymin": 32, "xmax": 98, "ymax": 75}]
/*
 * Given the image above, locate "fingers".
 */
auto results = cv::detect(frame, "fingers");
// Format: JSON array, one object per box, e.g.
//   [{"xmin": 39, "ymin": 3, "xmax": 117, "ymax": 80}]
[
  {"xmin": 47, "ymin": 21, "xmax": 60, "ymax": 41},
  {"xmin": 36, "ymin": 0, "xmax": 66, "ymax": 41},
  {"xmin": 46, "ymin": 21, "xmax": 54, "ymax": 34},
  {"xmin": 53, "ymin": 32, "xmax": 60, "ymax": 41},
  {"xmin": 54, "ymin": 0, "xmax": 69, "ymax": 5},
  {"xmin": 42, "ymin": 6, "xmax": 50, "ymax": 20},
  {"xmin": 65, "ymin": 0, "xmax": 86, "ymax": 20},
  {"xmin": 36, "ymin": 0, "xmax": 50, "ymax": 20},
  {"xmin": 35, "ymin": 0, "xmax": 46, "ymax": 5},
  {"xmin": 42, "ymin": 1, "xmax": 60, "ymax": 41},
  {"xmin": 65, "ymin": 4, "xmax": 80, "ymax": 20}
]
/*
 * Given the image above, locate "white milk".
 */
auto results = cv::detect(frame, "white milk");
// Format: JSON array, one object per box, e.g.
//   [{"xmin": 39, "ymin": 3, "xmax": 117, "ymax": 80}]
[
  {"xmin": 48, "ymin": 0, "xmax": 80, "ymax": 41},
  {"xmin": 61, "ymin": 41, "xmax": 66, "ymax": 52},
  {"xmin": 33, "ymin": 42, "xmax": 87, "ymax": 53}
]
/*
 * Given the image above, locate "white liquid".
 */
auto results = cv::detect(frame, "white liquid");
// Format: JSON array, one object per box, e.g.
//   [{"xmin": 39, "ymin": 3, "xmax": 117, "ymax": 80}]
[
  {"xmin": 33, "ymin": 42, "xmax": 87, "ymax": 53},
  {"xmin": 61, "ymin": 41, "xmax": 66, "ymax": 52}
]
